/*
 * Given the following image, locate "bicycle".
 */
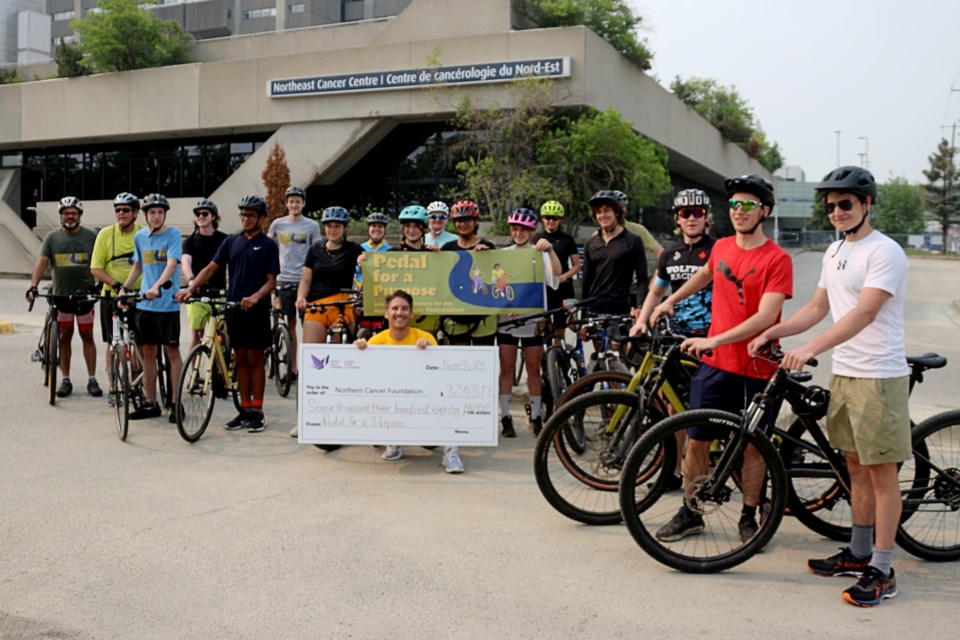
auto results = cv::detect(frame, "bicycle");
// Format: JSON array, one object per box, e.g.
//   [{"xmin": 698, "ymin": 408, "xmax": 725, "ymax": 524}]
[
  {"xmin": 29, "ymin": 288, "xmax": 63, "ymax": 406},
  {"xmin": 534, "ymin": 320, "xmax": 698, "ymax": 525},
  {"xmin": 265, "ymin": 292, "xmax": 293, "ymax": 398},
  {"xmin": 175, "ymin": 295, "xmax": 242, "ymax": 443},
  {"xmin": 617, "ymin": 348, "xmax": 959, "ymax": 573}
]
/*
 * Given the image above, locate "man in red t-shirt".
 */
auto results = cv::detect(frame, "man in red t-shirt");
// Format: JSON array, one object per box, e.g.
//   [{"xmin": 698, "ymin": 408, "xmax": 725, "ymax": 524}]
[{"xmin": 651, "ymin": 174, "xmax": 793, "ymax": 544}]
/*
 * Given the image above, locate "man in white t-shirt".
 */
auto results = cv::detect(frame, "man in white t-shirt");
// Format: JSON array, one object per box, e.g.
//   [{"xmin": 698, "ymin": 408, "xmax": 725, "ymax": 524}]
[{"xmin": 749, "ymin": 166, "xmax": 907, "ymax": 607}]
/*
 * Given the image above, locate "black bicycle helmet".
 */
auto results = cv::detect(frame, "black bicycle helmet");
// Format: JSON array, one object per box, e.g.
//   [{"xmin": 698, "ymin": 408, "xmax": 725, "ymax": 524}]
[
  {"xmin": 724, "ymin": 174, "xmax": 775, "ymax": 208},
  {"xmin": 285, "ymin": 186, "xmax": 306, "ymax": 200},
  {"xmin": 141, "ymin": 193, "xmax": 170, "ymax": 211},
  {"xmin": 366, "ymin": 212, "xmax": 389, "ymax": 225},
  {"xmin": 58, "ymin": 196, "xmax": 83, "ymax": 214},
  {"xmin": 589, "ymin": 190, "xmax": 623, "ymax": 210},
  {"xmin": 815, "ymin": 166, "xmax": 878, "ymax": 203},
  {"xmin": 113, "ymin": 192, "xmax": 140, "ymax": 209},
  {"xmin": 238, "ymin": 194, "xmax": 268, "ymax": 215},
  {"xmin": 193, "ymin": 199, "xmax": 219, "ymax": 216}
]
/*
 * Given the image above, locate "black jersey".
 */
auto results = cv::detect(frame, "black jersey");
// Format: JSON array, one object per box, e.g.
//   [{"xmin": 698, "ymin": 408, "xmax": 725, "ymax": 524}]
[{"xmin": 654, "ymin": 235, "xmax": 715, "ymax": 335}]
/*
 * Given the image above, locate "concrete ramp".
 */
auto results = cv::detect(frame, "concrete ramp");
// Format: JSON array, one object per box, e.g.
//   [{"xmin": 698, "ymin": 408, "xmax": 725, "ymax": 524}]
[{"xmin": 0, "ymin": 169, "xmax": 40, "ymax": 276}]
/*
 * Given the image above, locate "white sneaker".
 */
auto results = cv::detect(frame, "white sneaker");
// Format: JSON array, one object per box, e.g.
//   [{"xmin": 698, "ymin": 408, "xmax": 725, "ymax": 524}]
[
  {"xmin": 289, "ymin": 425, "xmax": 298, "ymax": 438},
  {"xmin": 382, "ymin": 445, "xmax": 404, "ymax": 461},
  {"xmin": 442, "ymin": 446, "xmax": 464, "ymax": 474}
]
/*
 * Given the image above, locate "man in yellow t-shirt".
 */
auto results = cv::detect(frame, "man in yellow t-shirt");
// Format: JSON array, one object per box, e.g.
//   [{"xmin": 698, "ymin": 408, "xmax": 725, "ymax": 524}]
[{"xmin": 355, "ymin": 290, "xmax": 465, "ymax": 473}]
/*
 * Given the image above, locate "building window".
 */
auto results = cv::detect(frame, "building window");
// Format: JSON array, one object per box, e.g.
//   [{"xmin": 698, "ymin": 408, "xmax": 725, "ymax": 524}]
[
  {"xmin": 52, "ymin": 11, "xmax": 75, "ymax": 21},
  {"xmin": 242, "ymin": 7, "xmax": 277, "ymax": 20},
  {"xmin": 53, "ymin": 35, "xmax": 77, "ymax": 46},
  {"xmin": 83, "ymin": 7, "xmax": 103, "ymax": 16},
  {"xmin": 1, "ymin": 153, "xmax": 23, "ymax": 168},
  {"xmin": 289, "ymin": 3, "xmax": 305, "ymax": 13}
]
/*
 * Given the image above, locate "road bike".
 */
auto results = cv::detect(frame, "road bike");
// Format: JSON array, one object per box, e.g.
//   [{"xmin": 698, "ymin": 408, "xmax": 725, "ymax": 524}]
[
  {"xmin": 265, "ymin": 291, "xmax": 293, "ymax": 398},
  {"xmin": 175, "ymin": 296, "xmax": 241, "ymax": 443},
  {"xmin": 617, "ymin": 349, "xmax": 959, "ymax": 573},
  {"xmin": 29, "ymin": 288, "xmax": 63, "ymax": 406}
]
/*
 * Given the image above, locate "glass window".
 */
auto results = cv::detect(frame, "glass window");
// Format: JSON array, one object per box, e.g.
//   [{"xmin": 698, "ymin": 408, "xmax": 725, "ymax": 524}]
[
  {"xmin": 289, "ymin": 3, "xmax": 305, "ymax": 13},
  {"xmin": 53, "ymin": 11, "xmax": 75, "ymax": 21},
  {"xmin": 229, "ymin": 142, "xmax": 254, "ymax": 154},
  {"xmin": 1, "ymin": 153, "xmax": 22, "ymax": 168},
  {"xmin": 242, "ymin": 7, "xmax": 277, "ymax": 20}
]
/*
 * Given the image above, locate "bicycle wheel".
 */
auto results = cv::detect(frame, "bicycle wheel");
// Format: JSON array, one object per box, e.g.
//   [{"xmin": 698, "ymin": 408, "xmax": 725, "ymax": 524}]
[
  {"xmin": 505, "ymin": 285, "xmax": 515, "ymax": 301},
  {"xmin": 110, "ymin": 345, "xmax": 129, "ymax": 441},
  {"xmin": 274, "ymin": 325, "xmax": 293, "ymax": 397},
  {"xmin": 534, "ymin": 389, "xmax": 661, "ymax": 525},
  {"xmin": 546, "ymin": 346, "xmax": 574, "ymax": 402},
  {"xmin": 513, "ymin": 355, "xmax": 525, "ymax": 386},
  {"xmin": 896, "ymin": 410, "xmax": 960, "ymax": 561},
  {"xmin": 40, "ymin": 316, "xmax": 50, "ymax": 387},
  {"xmin": 619, "ymin": 409, "xmax": 788, "ymax": 573},
  {"xmin": 46, "ymin": 320, "xmax": 59, "ymax": 406},
  {"xmin": 176, "ymin": 344, "xmax": 217, "ymax": 443},
  {"xmin": 157, "ymin": 349, "xmax": 172, "ymax": 409},
  {"xmin": 556, "ymin": 370, "xmax": 634, "ymax": 454},
  {"xmin": 780, "ymin": 418, "xmax": 852, "ymax": 541}
]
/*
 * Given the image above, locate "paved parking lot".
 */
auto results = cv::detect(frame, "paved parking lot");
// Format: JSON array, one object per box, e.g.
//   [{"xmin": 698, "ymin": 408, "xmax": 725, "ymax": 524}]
[{"xmin": 1, "ymin": 251, "xmax": 959, "ymax": 639}]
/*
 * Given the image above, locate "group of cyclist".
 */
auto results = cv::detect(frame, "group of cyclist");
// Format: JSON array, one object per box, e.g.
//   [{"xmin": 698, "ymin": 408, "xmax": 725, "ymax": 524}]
[{"xmin": 27, "ymin": 162, "xmax": 909, "ymax": 604}]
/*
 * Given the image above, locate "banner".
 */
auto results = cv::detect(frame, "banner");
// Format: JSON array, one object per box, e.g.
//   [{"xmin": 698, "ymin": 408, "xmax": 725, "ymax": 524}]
[
  {"xmin": 297, "ymin": 344, "xmax": 498, "ymax": 446},
  {"xmin": 360, "ymin": 249, "xmax": 546, "ymax": 315}
]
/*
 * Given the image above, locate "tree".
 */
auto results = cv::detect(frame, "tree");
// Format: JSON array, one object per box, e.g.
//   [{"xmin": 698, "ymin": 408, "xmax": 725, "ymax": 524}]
[
  {"xmin": 0, "ymin": 68, "xmax": 24, "ymax": 85},
  {"xmin": 71, "ymin": 0, "xmax": 191, "ymax": 73},
  {"xmin": 55, "ymin": 42, "xmax": 89, "ymax": 78},
  {"xmin": 807, "ymin": 197, "xmax": 833, "ymax": 231},
  {"xmin": 922, "ymin": 138, "xmax": 960, "ymax": 252},
  {"xmin": 670, "ymin": 76, "xmax": 784, "ymax": 172},
  {"xmin": 261, "ymin": 143, "xmax": 291, "ymax": 232},
  {"xmin": 520, "ymin": 0, "xmax": 653, "ymax": 70},
  {"xmin": 873, "ymin": 178, "xmax": 924, "ymax": 235}
]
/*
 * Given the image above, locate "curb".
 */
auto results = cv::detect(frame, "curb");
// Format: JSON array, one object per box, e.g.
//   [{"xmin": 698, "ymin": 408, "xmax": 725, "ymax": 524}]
[{"xmin": 0, "ymin": 320, "xmax": 14, "ymax": 334}]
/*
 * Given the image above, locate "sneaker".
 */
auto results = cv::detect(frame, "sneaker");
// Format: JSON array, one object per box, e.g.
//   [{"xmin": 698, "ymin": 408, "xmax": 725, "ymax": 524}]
[
  {"xmin": 289, "ymin": 425, "xmax": 298, "ymax": 438},
  {"xmin": 442, "ymin": 446, "xmax": 464, "ymax": 474},
  {"xmin": 842, "ymin": 566, "xmax": 898, "ymax": 607},
  {"xmin": 87, "ymin": 379, "xmax": 103, "ymax": 397},
  {"xmin": 501, "ymin": 415, "xmax": 516, "ymax": 438},
  {"xmin": 291, "ymin": 371, "xmax": 299, "ymax": 382},
  {"xmin": 168, "ymin": 405, "xmax": 184, "ymax": 425},
  {"xmin": 129, "ymin": 402, "xmax": 161, "ymax": 420},
  {"xmin": 808, "ymin": 547, "xmax": 871, "ymax": 577},
  {"xmin": 382, "ymin": 445, "xmax": 404, "ymax": 461},
  {"xmin": 56, "ymin": 379, "xmax": 73, "ymax": 398},
  {"xmin": 655, "ymin": 506, "xmax": 705, "ymax": 542},
  {"xmin": 244, "ymin": 410, "xmax": 266, "ymax": 433},
  {"xmin": 649, "ymin": 473, "xmax": 683, "ymax": 492},
  {"xmin": 225, "ymin": 411, "xmax": 248, "ymax": 430},
  {"xmin": 529, "ymin": 416, "xmax": 543, "ymax": 437},
  {"xmin": 738, "ymin": 515, "xmax": 759, "ymax": 543}
]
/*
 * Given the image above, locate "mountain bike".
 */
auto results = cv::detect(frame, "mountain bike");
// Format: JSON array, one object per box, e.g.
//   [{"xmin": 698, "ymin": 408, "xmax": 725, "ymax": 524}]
[
  {"xmin": 175, "ymin": 296, "xmax": 241, "ymax": 443},
  {"xmin": 617, "ymin": 349, "xmax": 959, "ymax": 573}
]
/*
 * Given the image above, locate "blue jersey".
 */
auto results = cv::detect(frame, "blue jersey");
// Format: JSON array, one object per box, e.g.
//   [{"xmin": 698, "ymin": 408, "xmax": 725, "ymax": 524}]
[{"xmin": 133, "ymin": 227, "xmax": 182, "ymax": 313}]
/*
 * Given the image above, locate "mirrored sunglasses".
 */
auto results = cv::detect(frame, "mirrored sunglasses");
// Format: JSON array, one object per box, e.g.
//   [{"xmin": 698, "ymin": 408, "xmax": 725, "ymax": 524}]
[
  {"xmin": 728, "ymin": 199, "xmax": 761, "ymax": 212},
  {"xmin": 677, "ymin": 207, "xmax": 707, "ymax": 219},
  {"xmin": 429, "ymin": 214, "xmax": 446, "ymax": 220},
  {"xmin": 825, "ymin": 199, "xmax": 855, "ymax": 214}
]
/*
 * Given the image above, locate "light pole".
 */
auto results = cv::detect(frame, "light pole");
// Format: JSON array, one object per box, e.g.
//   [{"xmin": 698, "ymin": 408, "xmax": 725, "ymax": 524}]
[
  {"xmin": 858, "ymin": 136, "xmax": 869, "ymax": 169},
  {"xmin": 834, "ymin": 130, "xmax": 842, "ymax": 166}
]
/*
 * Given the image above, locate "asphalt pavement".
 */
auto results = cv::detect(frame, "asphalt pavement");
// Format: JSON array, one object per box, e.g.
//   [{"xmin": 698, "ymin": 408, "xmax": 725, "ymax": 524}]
[{"xmin": 1, "ymin": 251, "xmax": 959, "ymax": 639}]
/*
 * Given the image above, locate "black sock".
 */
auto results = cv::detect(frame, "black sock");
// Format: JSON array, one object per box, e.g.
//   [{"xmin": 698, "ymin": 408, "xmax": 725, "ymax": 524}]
[{"xmin": 741, "ymin": 505, "xmax": 757, "ymax": 520}]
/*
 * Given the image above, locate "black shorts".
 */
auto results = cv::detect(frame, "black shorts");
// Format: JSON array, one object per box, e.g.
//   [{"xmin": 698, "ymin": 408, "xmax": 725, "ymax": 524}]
[
  {"xmin": 276, "ymin": 283, "xmax": 303, "ymax": 322},
  {"xmin": 446, "ymin": 334, "xmax": 496, "ymax": 346},
  {"xmin": 134, "ymin": 310, "xmax": 180, "ymax": 347},
  {"xmin": 56, "ymin": 295, "xmax": 96, "ymax": 317},
  {"xmin": 99, "ymin": 297, "xmax": 136, "ymax": 342},
  {"xmin": 496, "ymin": 333, "xmax": 542, "ymax": 348},
  {"xmin": 687, "ymin": 364, "xmax": 777, "ymax": 441},
  {"xmin": 226, "ymin": 303, "xmax": 271, "ymax": 350}
]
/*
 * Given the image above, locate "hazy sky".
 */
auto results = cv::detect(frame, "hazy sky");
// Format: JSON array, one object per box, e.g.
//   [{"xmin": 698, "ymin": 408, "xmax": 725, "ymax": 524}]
[{"xmin": 628, "ymin": 0, "xmax": 960, "ymax": 184}]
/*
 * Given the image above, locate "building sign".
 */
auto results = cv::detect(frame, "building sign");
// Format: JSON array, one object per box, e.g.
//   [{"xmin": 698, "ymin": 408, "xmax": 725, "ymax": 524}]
[{"xmin": 267, "ymin": 57, "xmax": 571, "ymax": 98}]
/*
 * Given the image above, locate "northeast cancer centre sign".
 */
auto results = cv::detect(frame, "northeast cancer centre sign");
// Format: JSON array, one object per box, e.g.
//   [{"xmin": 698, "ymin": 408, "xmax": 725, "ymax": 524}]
[{"xmin": 267, "ymin": 57, "xmax": 571, "ymax": 98}]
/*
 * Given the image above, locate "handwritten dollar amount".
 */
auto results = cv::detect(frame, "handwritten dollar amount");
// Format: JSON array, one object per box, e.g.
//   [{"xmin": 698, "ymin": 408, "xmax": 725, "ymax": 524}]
[{"xmin": 442, "ymin": 384, "xmax": 493, "ymax": 397}]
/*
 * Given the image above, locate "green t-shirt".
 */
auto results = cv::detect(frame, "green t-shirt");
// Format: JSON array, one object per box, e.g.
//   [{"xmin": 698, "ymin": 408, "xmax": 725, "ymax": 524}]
[
  {"xmin": 40, "ymin": 227, "xmax": 97, "ymax": 296},
  {"xmin": 624, "ymin": 221, "xmax": 662, "ymax": 255}
]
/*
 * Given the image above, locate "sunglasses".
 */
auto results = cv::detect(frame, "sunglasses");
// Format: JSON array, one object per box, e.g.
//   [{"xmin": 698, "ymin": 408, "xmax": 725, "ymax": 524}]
[
  {"xmin": 728, "ymin": 199, "xmax": 762, "ymax": 212},
  {"xmin": 825, "ymin": 199, "xmax": 856, "ymax": 214},
  {"xmin": 114, "ymin": 207, "xmax": 134, "ymax": 214},
  {"xmin": 542, "ymin": 216, "xmax": 561, "ymax": 221},
  {"xmin": 194, "ymin": 210, "xmax": 213, "ymax": 218},
  {"xmin": 677, "ymin": 207, "xmax": 707, "ymax": 219},
  {"xmin": 428, "ymin": 214, "xmax": 446, "ymax": 220},
  {"xmin": 239, "ymin": 213, "xmax": 259, "ymax": 219}
]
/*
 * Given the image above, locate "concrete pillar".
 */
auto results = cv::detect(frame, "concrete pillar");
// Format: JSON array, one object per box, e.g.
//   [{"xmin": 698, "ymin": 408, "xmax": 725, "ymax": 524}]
[{"xmin": 275, "ymin": 0, "xmax": 285, "ymax": 31}]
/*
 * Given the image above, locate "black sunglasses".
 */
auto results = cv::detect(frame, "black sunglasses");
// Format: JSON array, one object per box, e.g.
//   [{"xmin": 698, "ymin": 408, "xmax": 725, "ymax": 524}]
[
  {"xmin": 114, "ymin": 207, "xmax": 134, "ymax": 214},
  {"xmin": 825, "ymin": 199, "xmax": 855, "ymax": 214},
  {"xmin": 194, "ymin": 210, "xmax": 213, "ymax": 218},
  {"xmin": 677, "ymin": 207, "xmax": 707, "ymax": 219}
]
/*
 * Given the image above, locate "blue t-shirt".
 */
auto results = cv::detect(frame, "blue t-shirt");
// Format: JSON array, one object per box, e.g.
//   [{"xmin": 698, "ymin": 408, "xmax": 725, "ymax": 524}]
[
  {"xmin": 212, "ymin": 231, "xmax": 281, "ymax": 302},
  {"xmin": 133, "ymin": 227, "xmax": 182, "ymax": 313}
]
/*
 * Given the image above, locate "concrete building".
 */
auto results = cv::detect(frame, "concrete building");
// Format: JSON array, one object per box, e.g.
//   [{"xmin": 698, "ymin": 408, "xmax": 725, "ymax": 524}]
[
  {"xmin": 1, "ymin": 1, "xmax": 47, "ymax": 64},
  {"xmin": 0, "ymin": 0, "xmax": 771, "ymax": 275}
]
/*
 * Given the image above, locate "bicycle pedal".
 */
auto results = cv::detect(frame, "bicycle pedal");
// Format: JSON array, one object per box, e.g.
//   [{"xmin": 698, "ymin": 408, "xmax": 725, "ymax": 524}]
[
  {"xmin": 31, "ymin": 351, "xmax": 41, "ymax": 363},
  {"xmin": 524, "ymin": 403, "xmax": 532, "ymax": 417}
]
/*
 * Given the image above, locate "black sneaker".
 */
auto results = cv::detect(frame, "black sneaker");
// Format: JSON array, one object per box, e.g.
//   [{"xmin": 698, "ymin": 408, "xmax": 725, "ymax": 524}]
[
  {"xmin": 225, "ymin": 411, "xmax": 248, "ymax": 430},
  {"xmin": 87, "ymin": 379, "xmax": 103, "ymax": 397},
  {"xmin": 243, "ymin": 410, "xmax": 266, "ymax": 433},
  {"xmin": 529, "ymin": 416, "xmax": 543, "ymax": 437},
  {"xmin": 291, "ymin": 371, "xmax": 299, "ymax": 382},
  {"xmin": 168, "ymin": 405, "xmax": 184, "ymax": 424},
  {"xmin": 56, "ymin": 379, "xmax": 73, "ymax": 398},
  {"xmin": 655, "ymin": 506, "xmax": 704, "ymax": 542},
  {"xmin": 738, "ymin": 515, "xmax": 759, "ymax": 543},
  {"xmin": 501, "ymin": 415, "xmax": 516, "ymax": 438},
  {"xmin": 842, "ymin": 566, "xmax": 898, "ymax": 607},
  {"xmin": 808, "ymin": 547, "xmax": 871, "ymax": 577},
  {"xmin": 129, "ymin": 402, "xmax": 161, "ymax": 420}
]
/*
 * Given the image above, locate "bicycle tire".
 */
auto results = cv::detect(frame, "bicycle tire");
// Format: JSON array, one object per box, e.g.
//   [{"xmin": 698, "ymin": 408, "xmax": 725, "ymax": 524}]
[
  {"xmin": 315, "ymin": 444, "xmax": 343, "ymax": 452},
  {"xmin": 513, "ymin": 355, "xmax": 525, "ymax": 386},
  {"xmin": 157, "ymin": 349, "xmax": 172, "ymax": 409},
  {"xmin": 539, "ymin": 354, "xmax": 553, "ymax": 420},
  {"xmin": 557, "ymin": 370, "xmax": 634, "ymax": 454},
  {"xmin": 274, "ymin": 325, "xmax": 293, "ymax": 397},
  {"xmin": 896, "ymin": 410, "xmax": 960, "ymax": 561},
  {"xmin": 41, "ymin": 315, "xmax": 50, "ymax": 387},
  {"xmin": 533, "ymin": 389, "xmax": 661, "ymax": 525},
  {"xmin": 111, "ymin": 345, "xmax": 129, "ymax": 441},
  {"xmin": 546, "ymin": 346, "xmax": 573, "ymax": 402},
  {"xmin": 619, "ymin": 409, "xmax": 788, "ymax": 573},
  {"xmin": 47, "ymin": 320, "xmax": 59, "ymax": 406},
  {"xmin": 176, "ymin": 344, "xmax": 216, "ymax": 443},
  {"xmin": 505, "ymin": 285, "xmax": 515, "ymax": 301}
]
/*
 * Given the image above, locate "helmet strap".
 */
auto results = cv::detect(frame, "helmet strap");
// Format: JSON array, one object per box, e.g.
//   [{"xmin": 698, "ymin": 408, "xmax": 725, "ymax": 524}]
[{"xmin": 844, "ymin": 210, "xmax": 869, "ymax": 237}]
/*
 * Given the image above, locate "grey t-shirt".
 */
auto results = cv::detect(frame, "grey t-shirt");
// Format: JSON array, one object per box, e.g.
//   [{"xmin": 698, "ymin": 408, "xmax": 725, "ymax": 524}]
[{"xmin": 268, "ymin": 216, "xmax": 322, "ymax": 283}]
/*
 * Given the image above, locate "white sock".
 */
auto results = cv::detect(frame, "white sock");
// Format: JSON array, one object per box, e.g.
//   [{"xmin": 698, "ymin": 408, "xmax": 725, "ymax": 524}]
[
  {"xmin": 499, "ymin": 394, "xmax": 511, "ymax": 418},
  {"xmin": 530, "ymin": 396, "xmax": 542, "ymax": 419}
]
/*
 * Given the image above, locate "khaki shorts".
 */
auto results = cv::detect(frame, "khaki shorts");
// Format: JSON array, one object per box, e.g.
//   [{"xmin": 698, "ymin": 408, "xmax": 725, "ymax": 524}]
[{"xmin": 827, "ymin": 375, "xmax": 911, "ymax": 464}]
